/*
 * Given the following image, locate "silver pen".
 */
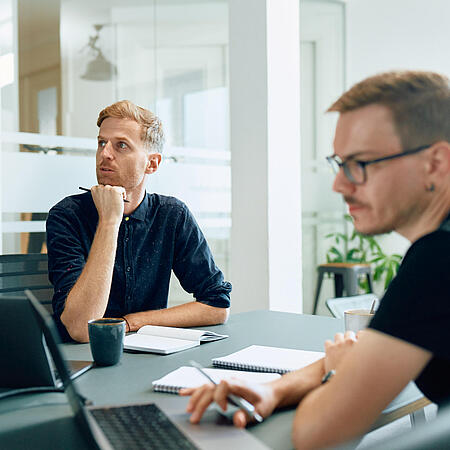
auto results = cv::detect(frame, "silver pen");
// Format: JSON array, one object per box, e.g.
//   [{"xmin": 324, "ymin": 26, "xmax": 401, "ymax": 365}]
[{"xmin": 190, "ymin": 360, "xmax": 263, "ymax": 423}]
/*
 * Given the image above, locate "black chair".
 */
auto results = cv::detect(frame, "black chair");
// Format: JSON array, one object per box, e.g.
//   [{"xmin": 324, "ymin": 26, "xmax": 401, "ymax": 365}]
[{"xmin": 0, "ymin": 253, "xmax": 53, "ymax": 314}]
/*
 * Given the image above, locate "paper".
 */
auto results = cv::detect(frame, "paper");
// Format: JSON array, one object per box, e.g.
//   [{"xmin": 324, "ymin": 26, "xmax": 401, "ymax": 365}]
[
  {"xmin": 135, "ymin": 325, "xmax": 228, "ymax": 342},
  {"xmin": 123, "ymin": 325, "xmax": 228, "ymax": 354},
  {"xmin": 123, "ymin": 334, "xmax": 199, "ymax": 355}
]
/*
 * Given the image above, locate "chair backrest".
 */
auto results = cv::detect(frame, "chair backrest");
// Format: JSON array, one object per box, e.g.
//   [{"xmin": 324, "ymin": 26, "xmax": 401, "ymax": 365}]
[
  {"xmin": 0, "ymin": 253, "xmax": 53, "ymax": 313},
  {"xmin": 326, "ymin": 293, "xmax": 378, "ymax": 319}
]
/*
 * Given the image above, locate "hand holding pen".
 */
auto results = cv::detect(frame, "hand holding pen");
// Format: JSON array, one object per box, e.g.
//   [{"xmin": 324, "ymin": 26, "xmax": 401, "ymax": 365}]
[
  {"xmin": 79, "ymin": 186, "xmax": 129, "ymax": 202},
  {"xmin": 182, "ymin": 360, "xmax": 265, "ymax": 425}
]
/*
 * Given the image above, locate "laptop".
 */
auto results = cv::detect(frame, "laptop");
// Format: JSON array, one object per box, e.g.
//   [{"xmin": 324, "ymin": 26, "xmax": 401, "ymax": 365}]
[
  {"xmin": 326, "ymin": 293, "xmax": 379, "ymax": 319},
  {"xmin": 26, "ymin": 290, "xmax": 270, "ymax": 450},
  {"xmin": 0, "ymin": 295, "xmax": 92, "ymax": 391}
]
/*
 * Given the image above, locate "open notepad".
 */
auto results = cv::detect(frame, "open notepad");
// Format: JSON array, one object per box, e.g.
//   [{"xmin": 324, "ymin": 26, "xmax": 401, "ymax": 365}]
[
  {"xmin": 212, "ymin": 345, "xmax": 324, "ymax": 374},
  {"xmin": 123, "ymin": 325, "xmax": 228, "ymax": 355},
  {"xmin": 152, "ymin": 366, "xmax": 281, "ymax": 393}
]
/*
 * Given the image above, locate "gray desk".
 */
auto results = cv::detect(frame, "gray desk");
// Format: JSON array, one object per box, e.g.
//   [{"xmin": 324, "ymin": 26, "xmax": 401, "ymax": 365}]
[{"xmin": 0, "ymin": 311, "xmax": 428, "ymax": 449}]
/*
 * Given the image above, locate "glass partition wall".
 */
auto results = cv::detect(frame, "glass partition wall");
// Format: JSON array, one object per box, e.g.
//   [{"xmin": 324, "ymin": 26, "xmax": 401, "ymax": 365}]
[{"xmin": 0, "ymin": 0, "xmax": 230, "ymax": 306}]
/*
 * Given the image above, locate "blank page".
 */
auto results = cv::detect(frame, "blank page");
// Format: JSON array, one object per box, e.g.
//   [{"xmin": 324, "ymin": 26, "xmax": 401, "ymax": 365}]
[{"xmin": 212, "ymin": 345, "xmax": 324, "ymax": 374}]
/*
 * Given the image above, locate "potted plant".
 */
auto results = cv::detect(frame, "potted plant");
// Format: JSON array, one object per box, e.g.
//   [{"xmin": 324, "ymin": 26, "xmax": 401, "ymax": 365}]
[{"xmin": 325, "ymin": 215, "xmax": 402, "ymax": 291}]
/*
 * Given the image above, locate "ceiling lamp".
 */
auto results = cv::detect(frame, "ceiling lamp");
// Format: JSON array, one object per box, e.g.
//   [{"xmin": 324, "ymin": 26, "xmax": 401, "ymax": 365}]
[{"xmin": 80, "ymin": 24, "xmax": 117, "ymax": 81}]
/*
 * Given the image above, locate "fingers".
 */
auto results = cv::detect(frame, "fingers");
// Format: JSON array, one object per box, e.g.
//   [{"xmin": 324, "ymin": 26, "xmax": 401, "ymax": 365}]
[
  {"xmin": 344, "ymin": 330, "xmax": 357, "ymax": 341},
  {"xmin": 179, "ymin": 387, "xmax": 195, "ymax": 396},
  {"xmin": 182, "ymin": 379, "xmax": 265, "ymax": 426},
  {"xmin": 333, "ymin": 331, "xmax": 356, "ymax": 343},
  {"xmin": 233, "ymin": 410, "xmax": 249, "ymax": 428},
  {"xmin": 91, "ymin": 184, "xmax": 125, "ymax": 224},
  {"xmin": 214, "ymin": 380, "xmax": 232, "ymax": 411},
  {"xmin": 224, "ymin": 380, "xmax": 263, "ymax": 406},
  {"xmin": 92, "ymin": 184, "xmax": 126, "ymax": 200},
  {"xmin": 185, "ymin": 383, "xmax": 216, "ymax": 424}
]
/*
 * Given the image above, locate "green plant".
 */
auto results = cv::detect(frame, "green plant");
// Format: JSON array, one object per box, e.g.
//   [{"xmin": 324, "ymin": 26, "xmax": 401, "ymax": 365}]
[{"xmin": 325, "ymin": 215, "xmax": 402, "ymax": 291}]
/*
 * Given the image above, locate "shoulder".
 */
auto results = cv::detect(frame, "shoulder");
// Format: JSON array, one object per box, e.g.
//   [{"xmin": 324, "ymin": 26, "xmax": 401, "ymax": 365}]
[
  {"xmin": 373, "ymin": 228, "xmax": 450, "ymax": 319},
  {"xmin": 148, "ymin": 193, "xmax": 190, "ymax": 217},
  {"xmin": 402, "ymin": 229, "xmax": 450, "ymax": 270},
  {"xmin": 48, "ymin": 193, "xmax": 96, "ymax": 223}
]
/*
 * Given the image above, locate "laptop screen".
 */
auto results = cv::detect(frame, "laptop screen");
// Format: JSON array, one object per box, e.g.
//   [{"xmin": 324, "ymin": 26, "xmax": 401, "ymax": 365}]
[
  {"xmin": 25, "ymin": 290, "xmax": 110, "ymax": 450},
  {"xmin": 0, "ymin": 295, "xmax": 56, "ymax": 388},
  {"xmin": 24, "ymin": 291, "xmax": 83, "ymax": 413}
]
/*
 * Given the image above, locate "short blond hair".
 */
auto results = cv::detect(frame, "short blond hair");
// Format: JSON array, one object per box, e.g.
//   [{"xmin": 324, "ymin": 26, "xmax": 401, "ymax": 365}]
[
  {"xmin": 328, "ymin": 71, "xmax": 450, "ymax": 149},
  {"xmin": 97, "ymin": 100, "xmax": 164, "ymax": 152}
]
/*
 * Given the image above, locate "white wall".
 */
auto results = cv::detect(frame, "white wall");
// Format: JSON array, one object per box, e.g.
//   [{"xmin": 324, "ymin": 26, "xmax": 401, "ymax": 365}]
[{"xmin": 346, "ymin": 0, "xmax": 450, "ymax": 86}]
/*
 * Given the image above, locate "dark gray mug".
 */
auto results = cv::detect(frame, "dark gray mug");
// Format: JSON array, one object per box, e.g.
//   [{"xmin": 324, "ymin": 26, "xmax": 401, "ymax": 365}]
[{"xmin": 88, "ymin": 318, "xmax": 126, "ymax": 366}]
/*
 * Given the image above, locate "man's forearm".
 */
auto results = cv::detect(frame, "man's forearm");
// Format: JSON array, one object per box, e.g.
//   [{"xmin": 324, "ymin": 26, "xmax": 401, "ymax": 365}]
[
  {"xmin": 124, "ymin": 301, "xmax": 229, "ymax": 331},
  {"xmin": 61, "ymin": 222, "xmax": 120, "ymax": 342}
]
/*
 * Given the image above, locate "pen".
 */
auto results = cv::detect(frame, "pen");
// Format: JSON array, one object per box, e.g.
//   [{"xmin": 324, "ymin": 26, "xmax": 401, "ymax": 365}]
[
  {"xmin": 78, "ymin": 186, "xmax": 130, "ymax": 203},
  {"xmin": 189, "ymin": 360, "xmax": 263, "ymax": 423}
]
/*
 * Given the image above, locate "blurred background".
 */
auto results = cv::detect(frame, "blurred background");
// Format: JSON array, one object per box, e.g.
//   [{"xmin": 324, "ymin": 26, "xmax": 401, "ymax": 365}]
[{"xmin": 0, "ymin": 0, "xmax": 449, "ymax": 314}]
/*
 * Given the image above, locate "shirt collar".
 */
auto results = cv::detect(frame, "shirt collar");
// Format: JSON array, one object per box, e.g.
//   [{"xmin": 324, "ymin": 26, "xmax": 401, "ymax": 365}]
[{"xmin": 125, "ymin": 193, "xmax": 149, "ymax": 222}]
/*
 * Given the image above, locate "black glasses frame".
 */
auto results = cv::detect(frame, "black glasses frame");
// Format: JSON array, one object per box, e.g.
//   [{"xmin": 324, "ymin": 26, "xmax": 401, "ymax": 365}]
[{"xmin": 326, "ymin": 144, "xmax": 432, "ymax": 185}]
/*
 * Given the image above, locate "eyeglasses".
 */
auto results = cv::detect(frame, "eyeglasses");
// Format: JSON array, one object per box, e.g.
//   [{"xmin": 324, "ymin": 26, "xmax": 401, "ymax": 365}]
[{"xmin": 326, "ymin": 144, "xmax": 432, "ymax": 185}]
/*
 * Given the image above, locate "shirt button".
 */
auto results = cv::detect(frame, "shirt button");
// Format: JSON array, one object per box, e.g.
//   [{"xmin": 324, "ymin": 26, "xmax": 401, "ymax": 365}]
[
  {"xmin": 125, "ymin": 237, "xmax": 129, "ymax": 242},
  {"xmin": 126, "ymin": 266, "xmax": 131, "ymax": 272}
]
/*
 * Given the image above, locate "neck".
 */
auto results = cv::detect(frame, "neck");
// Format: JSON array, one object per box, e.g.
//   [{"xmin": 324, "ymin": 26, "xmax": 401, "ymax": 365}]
[
  {"xmin": 123, "ymin": 185, "xmax": 146, "ymax": 215},
  {"xmin": 397, "ymin": 186, "xmax": 450, "ymax": 242}
]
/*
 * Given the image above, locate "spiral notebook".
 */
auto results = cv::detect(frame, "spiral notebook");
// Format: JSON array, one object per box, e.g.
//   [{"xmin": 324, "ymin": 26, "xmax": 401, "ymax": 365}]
[
  {"xmin": 152, "ymin": 366, "xmax": 281, "ymax": 394},
  {"xmin": 212, "ymin": 345, "xmax": 324, "ymax": 374}
]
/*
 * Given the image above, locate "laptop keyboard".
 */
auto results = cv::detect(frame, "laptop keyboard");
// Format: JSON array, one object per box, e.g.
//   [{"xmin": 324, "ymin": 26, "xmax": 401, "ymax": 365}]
[{"xmin": 90, "ymin": 403, "xmax": 198, "ymax": 450}]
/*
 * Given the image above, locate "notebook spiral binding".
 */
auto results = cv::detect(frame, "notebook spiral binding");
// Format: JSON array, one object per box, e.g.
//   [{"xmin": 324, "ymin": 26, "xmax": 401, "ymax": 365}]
[
  {"xmin": 211, "ymin": 361, "xmax": 289, "ymax": 375},
  {"xmin": 153, "ymin": 384, "xmax": 182, "ymax": 394}
]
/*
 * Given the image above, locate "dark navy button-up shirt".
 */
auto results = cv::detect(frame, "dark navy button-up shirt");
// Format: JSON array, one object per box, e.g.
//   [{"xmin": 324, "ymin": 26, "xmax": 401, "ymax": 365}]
[{"xmin": 46, "ymin": 192, "xmax": 231, "ymax": 338}]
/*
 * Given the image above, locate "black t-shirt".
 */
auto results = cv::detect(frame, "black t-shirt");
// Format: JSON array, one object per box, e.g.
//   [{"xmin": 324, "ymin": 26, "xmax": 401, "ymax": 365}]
[{"xmin": 369, "ymin": 219, "xmax": 450, "ymax": 406}]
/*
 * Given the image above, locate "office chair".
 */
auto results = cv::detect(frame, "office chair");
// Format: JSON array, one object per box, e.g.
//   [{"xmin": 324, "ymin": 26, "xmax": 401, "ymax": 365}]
[{"xmin": 0, "ymin": 253, "xmax": 53, "ymax": 313}]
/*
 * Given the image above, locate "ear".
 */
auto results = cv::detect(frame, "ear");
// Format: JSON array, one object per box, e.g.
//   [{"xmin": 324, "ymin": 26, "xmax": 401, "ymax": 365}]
[
  {"xmin": 425, "ymin": 141, "xmax": 450, "ymax": 181},
  {"xmin": 145, "ymin": 153, "xmax": 162, "ymax": 174}
]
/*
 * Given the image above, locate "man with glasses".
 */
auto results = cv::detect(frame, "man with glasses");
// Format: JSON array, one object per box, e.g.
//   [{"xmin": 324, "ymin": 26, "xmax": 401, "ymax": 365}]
[{"xmin": 182, "ymin": 70, "xmax": 450, "ymax": 448}]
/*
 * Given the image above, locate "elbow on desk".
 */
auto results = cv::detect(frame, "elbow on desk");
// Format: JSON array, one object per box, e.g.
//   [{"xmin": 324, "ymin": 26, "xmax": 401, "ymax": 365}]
[
  {"xmin": 216, "ymin": 307, "xmax": 230, "ymax": 324},
  {"xmin": 61, "ymin": 313, "xmax": 90, "ymax": 343}
]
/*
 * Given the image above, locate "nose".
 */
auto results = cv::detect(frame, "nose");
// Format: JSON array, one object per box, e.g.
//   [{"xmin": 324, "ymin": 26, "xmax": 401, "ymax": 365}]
[
  {"xmin": 332, "ymin": 167, "xmax": 356, "ymax": 196},
  {"xmin": 99, "ymin": 141, "xmax": 114, "ymax": 160}
]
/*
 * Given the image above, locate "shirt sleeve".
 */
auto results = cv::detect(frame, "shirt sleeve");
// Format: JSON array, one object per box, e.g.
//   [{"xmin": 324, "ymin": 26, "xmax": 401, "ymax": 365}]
[
  {"xmin": 46, "ymin": 202, "xmax": 88, "ymax": 320},
  {"xmin": 172, "ymin": 204, "xmax": 231, "ymax": 308},
  {"xmin": 369, "ymin": 230, "xmax": 450, "ymax": 360}
]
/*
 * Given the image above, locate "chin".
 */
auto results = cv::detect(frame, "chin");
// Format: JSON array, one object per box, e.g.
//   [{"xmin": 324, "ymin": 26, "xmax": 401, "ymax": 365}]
[
  {"xmin": 353, "ymin": 219, "xmax": 394, "ymax": 236},
  {"xmin": 97, "ymin": 177, "xmax": 119, "ymax": 187}
]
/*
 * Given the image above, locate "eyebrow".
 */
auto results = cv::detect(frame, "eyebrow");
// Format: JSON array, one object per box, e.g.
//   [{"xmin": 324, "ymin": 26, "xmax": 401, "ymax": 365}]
[
  {"xmin": 97, "ymin": 135, "xmax": 132, "ymax": 143},
  {"xmin": 337, "ymin": 150, "xmax": 380, "ymax": 160}
]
